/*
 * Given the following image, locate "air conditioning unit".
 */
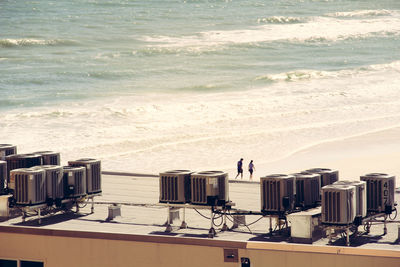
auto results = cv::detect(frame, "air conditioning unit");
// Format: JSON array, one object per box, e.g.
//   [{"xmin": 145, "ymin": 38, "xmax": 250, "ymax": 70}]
[
  {"xmin": 191, "ymin": 171, "xmax": 222, "ymax": 205},
  {"xmin": 159, "ymin": 170, "xmax": 192, "ymax": 203},
  {"xmin": 305, "ymin": 168, "xmax": 338, "ymax": 188},
  {"xmin": 34, "ymin": 151, "xmax": 61, "ymax": 165},
  {"xmin": 10, "ymin": 168, "xmax": 46, "ymax": 205},
  {"xmin": 333, "ymin": 180, "xmax": 367, "ymax": 218},
  {"xmin": 360, "ymin": 173, "xmax": 396, "ymax": 213},
  {"xmin": 0, "ymin": 161, "xmax": 6, "ymax": 193},
  {"xmin": 0, "ymin": 144, "xmax": 17, "ymax": 160},
  {"xmin": 207, "ymin": 170, "xmax": 229, "ymax": 204},
  {"xmin": 260, "ymin": 174, "xmax": 295, "ymax": 214},
  {"xmin": 68, "ymin": 158, "xmax": 101, "ymax": 195},
  {"xmin": 292, "ymin": 173, "xmax": 320, "ymax": 209},
  {"xmin": 39, "ymin": 165, "xmax": 64, "ymax": 204},
  {"xmin": 63, "ymin": 166, "xmax": 87, "ymax": 198},
  {"xmin": 321, "ymin": 184, "xmax": 356, "ymax": 225},
  {"xmin": 5, "ymin": 154, "xmax": 42, "ymax": 183}
]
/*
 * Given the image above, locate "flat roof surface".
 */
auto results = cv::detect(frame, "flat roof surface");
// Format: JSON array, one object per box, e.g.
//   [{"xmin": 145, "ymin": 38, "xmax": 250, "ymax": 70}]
[{"xmin": 1, "ymin": 174, "xmax": 400, "ymax": 251}]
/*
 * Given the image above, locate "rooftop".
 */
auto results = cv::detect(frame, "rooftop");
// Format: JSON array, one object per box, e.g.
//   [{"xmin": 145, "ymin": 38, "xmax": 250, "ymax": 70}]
[{"xmin": 1, "ymin": 173, "xmax": 399, "ymax": 251}]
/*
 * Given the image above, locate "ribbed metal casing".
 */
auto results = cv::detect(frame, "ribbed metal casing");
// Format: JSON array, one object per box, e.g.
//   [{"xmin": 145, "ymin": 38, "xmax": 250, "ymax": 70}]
[
  {"xmin": 5, "ymin": 153, "xmax": 42, "ymax": 183},
  {"xmin": 34, "ymin": 151, "xmax": 61, "ymax": 165},
  {"xmin": 0, "ymin": 161, "xmax": 6, "ymax": 193},
  {"xmin": 292, "ymin": 173, "xmax": 320, "ymax": 208},
  {"xmin": 0, "ymin": 144, "xmax": 17, "ymax": 160},
  {"xmin": 333, "ymin": 180, "xmax": 367, "ymax": 217},
  {"xmin": 10, "ymin": 168, "xmax": 46, "ymax": 205},
  {"xmin": 39, "ymin": 165, "xmax": 64, "ymax": 201},
  {"xmin": 208, "ymin": 170, "xmax": 229, "ymax": 204},
  {"xmin": 68, "ymin": 158, "xmax": 101, "ymax": 194},
  {"xmin": 260, "ymin": 174, "xmax": 295, "ymax": 213},
  {"xmin": 360, "ymin": 173, "xmax": 396, "ymax": 213},
  {"xmin": 305, "ymin": 168, "xmax": 339, "ymax": 188},
  {"xmin": 322, "ymin": 184, "xmax": 356, "ymax": 225},
  {"xmin": 159, "ymin": 170, "xmax": 192, "ymax": 203},
  {"xmin": 191, "ymin": 171, "xmax": 226, "ymax": 205},
  {"xmin": 63, "ymin": 166, "xmax": 87, "ymax": 198}
]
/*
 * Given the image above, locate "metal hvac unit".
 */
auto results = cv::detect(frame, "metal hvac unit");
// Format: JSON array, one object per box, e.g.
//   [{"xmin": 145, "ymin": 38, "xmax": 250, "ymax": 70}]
[
  {"xmin": 0, "ymin": 161, "xmax": 6, "ymax": 193},
  {"xmin": 39, "ymin": 165, "xmax": 64, "ymax": 204},
  {"xmin": 321, "ymin": 184, "xmax": 356, "ymax": 225},
  {"xmin": 191, "ymin": 171, "xmax": 226, "ymax": 205},
  {"xmin": 208, "ymin": 170, "xmax": 229, "ymax": 204},
  {"xmin": 34, "ymin": 151, "xmax": 61, "ymax": 165},
  {"xmin": 68, "ymin": 158, "xmax": 101, "ymax": 194},
  {"xmin": 305, "ymin": 168, "xmax": 338, "ymax": 188},
  {"xmin": 5, "ymin": 153, "xmax": 42, "ymax": 183},
  {"xmin": 260, "ymin": 174, "xmax": 295, "ymax": 214},
  {"xmin": 63, "ymin": 166, "xmax": 87, "ymax": 198},
  {"xmin": 159, "ymin": 170, "xmax": 192, "ymax": 203},
  {"xmin": 10, "ymin": 168, "xmax": 46, "ymax": 205},
  {"xmin": 333, "ymin": 180, "xmax": 367, "ymax": 218},
  {"xmin": 360, "ymin": 173, "xmax": 396, "ymax": 213},
  {"xmin": 0, "ymin": 144, "xmax": 17, "ymax": 160},
  {"xmin": 292, "ymin": 173, "xmax": 320, "ymax": 209}
]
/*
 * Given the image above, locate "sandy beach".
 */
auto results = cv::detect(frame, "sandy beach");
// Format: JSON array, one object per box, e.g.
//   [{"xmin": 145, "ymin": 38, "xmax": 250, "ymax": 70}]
[{"xmin": 228, "ymin": 126, "xmax": 400, "ymax": 186}]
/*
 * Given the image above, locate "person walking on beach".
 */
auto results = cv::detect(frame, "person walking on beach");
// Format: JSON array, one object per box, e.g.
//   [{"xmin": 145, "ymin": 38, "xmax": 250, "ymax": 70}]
[
  {"xmin": 235, "ymin": 158, "xmax": 243, "ymax": 179},
  {"xmin": 248, "ymin": 160, "xmax": 255, "ymax": 180}
]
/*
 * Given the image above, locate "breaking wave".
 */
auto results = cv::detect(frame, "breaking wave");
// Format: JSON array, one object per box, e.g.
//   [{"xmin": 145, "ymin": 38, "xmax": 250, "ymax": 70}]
[
  {"xmin": 0, "ymin": 38, "xmax": 78, "ymax": 48},
  {"xmin": 257, "ymin": 16, "xmax": 305, "ymax": 24},
  {"xmin": 255, "ymin": 61, "xmax": 400, "ymax": 82},
  {"xmin": 326, "ymin": 9, "xmax": 393, "ymax": 18}
]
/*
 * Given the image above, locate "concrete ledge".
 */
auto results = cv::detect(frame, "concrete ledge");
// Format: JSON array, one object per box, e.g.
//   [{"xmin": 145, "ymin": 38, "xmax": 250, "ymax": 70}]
[
  {"xmin": 102, "ymin": 171, "xmax": 158, "ymax": 178},
  {"xmin": 102, "ymin": 171, "xmax": 260, "ymax": 184},
  {"xmin": 0, "ymin": 225, "xmax": 245, "ymax": 249}
]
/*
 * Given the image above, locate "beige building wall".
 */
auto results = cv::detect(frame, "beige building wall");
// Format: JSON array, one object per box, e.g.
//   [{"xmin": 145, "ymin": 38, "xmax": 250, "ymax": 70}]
[{"xmin": 0, "ymin": 226, "xmax": 399, "ymax": 267}]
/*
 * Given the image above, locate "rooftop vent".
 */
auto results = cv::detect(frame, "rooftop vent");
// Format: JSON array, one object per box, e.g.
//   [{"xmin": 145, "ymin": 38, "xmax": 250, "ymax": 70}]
[
  {"xmin": 159, "ymin": 170, "xmax": 192, "ymax": 203},
  {"xmin": 10, "ymin": 168, "xmax": 46, "ymax": 206},
  {"xmin": 360, "ymin": 173, "xmax": 395, "ymax": 213},
  {"xmin": 333, "ymin": 180, "xmax": 367, "ymax": 218},
  {"xmin": 68, "ymin": 159, "xmax": 101, "ymax": 195},
  {"xmin": 321, "ymin": 184, "xmax": 356, "ymax": 225},
  {"xmin": 0, "ymin": 144, "xmax": 17, "ymax": 160},
  {"xmin": 260, "ymin": 174, "xmax": 295, "ymax": 214}
]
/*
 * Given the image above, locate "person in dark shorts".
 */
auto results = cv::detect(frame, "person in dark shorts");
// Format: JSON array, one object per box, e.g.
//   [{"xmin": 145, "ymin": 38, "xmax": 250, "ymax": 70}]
[
  {"xmin": 248, "ymin": 160, "xmax": 255, "ymax": 180},
  {"xmin": 235, "ymin": 158, "xmax": 243, "ymax": 179}
]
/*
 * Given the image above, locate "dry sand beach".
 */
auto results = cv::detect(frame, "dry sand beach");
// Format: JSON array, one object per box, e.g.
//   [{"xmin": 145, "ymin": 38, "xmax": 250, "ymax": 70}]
[{"xmin": 241, "ymin": 126, "xmax": 400, "ymax": 186}]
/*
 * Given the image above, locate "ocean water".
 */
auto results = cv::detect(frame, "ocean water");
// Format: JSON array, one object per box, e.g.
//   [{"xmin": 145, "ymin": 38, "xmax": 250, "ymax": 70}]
[{"xmin": 1, "ymin": 0, "xmax": 400, "ymax": 176}]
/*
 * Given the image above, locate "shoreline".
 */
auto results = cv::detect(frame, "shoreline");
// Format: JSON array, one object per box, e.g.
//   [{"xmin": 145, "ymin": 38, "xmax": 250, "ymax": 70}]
[
  {"xmin": 231, "ymin": 126, "xmax": 400, "ymax": 185},
  {"xmin": 101, "ymin": 125, "xmax": 400, "ymax": 187}
]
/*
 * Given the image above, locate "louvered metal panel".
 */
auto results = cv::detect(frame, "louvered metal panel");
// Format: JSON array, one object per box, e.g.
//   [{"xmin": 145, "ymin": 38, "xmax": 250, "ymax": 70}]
[
  {"xmin": 37, "ymin": 165, "xmax": 64, "ymax": 201},
  {"xmin": 68, "ymin": 159, "xmax": 101, "ymax": 194},
  {"xmin": 34, "ymin": 151, "xmax": 61, "ymax": 165},
  {"xmin": 0, "ymin": 160, "xmax": 6, "ymax": 193},
  {"xmin": 5, "ymin": 154, "xmax": 42, "ymax": 183},
  {"xmin": 292, "ymin": 173, "xmax": 320, "ymax": 209},
  {"xmin": 159, "ymin": 170, "xmax": 192, "ymax": 203},
  {"xmin": 333, "ymin": 180, "xmax": 367, "ymax": 217},
  {"xmin": 305, "ymin": 168, "xmax": 338, "ymax": 188},
  {"xmin": 63, "ymin": 166, "xmax": 87, "ymax": 198},
  {"xmin": 260, "ymin": 174, "xmax": 294, "ymax": 214},
  {"xmin": 190, "ymin": 171, "xmax": 221, "ymax": 205},
  {"xmin": 360, "ymin": 173, "xmax": 395, "ymax": 213},
  {"xmin": 10, "ymin": 168, "xmax": 46, "ymax": 205},
  {"xmin": 0, "ymin": 144, "xmax": 17, "ymax": 160},
  {"xmin": 321, "ymin": 184, "xmax": 356, "ymax": 225}
]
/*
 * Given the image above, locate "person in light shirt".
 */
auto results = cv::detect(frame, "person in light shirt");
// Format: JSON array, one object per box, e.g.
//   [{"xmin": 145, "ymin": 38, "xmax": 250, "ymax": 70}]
[{"xmin": 248, "ymin": 160, "xmax": 255, "ymax": 180}]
